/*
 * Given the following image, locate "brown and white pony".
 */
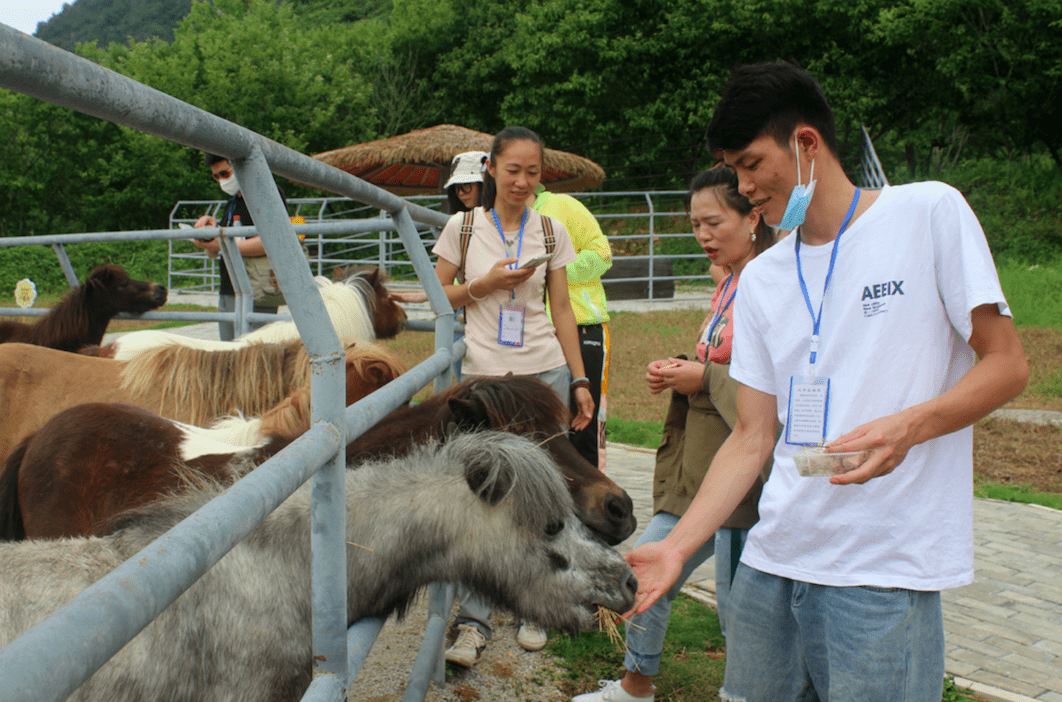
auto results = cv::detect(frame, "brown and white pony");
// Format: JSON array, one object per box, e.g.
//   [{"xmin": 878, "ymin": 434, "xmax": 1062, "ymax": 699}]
[
  {"xmin": 0, "ymin": 339, "xmax": 407, "ymax": 465},
  {"xmin": 0, "ymin": 376, "xmax": 635, "ymax": 546},
  {"xmin": 94, "ymin": 267, "xmax": 405, "ymax": 361},
  {"xmin": 0, "ymin": 265, "xmax": 166, "ymax": 353}
]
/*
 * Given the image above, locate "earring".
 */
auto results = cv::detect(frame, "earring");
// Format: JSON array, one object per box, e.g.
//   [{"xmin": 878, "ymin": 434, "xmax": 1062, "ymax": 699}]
[{"xmin": 750, "ymin": 227, "xmax": 757, "ymax": 242}]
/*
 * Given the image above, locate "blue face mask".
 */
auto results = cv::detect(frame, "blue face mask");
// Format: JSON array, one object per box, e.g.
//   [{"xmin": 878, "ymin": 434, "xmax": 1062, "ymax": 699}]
[{"xmin": 776, "ymin": 137, "xmax": 816, "ymax": 231}]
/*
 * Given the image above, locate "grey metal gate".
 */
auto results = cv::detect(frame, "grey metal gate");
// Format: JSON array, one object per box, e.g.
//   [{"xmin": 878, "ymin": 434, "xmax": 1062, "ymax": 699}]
[{"xmin": 0, "ymin": 23, "xmax": 463, "ymax": 702}]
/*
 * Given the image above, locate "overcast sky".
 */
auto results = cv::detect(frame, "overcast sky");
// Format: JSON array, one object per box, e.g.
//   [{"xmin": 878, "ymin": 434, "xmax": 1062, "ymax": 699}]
[{"xmin": 0, "ymin": 0, "xmax": 70, "ymax": 37}]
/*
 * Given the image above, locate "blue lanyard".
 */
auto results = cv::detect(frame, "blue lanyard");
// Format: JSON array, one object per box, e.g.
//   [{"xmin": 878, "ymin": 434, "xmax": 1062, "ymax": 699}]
[
  {"xmin": 706, "ymin": 273, "xmax": 737, "ymax": 346},
  {"xmin": 490, "ymin": 208, "xmax": 528, "ymax": 268},
  {"xmin": 795, "ymin": 188, "xmax": 861, "ymax": 366}
]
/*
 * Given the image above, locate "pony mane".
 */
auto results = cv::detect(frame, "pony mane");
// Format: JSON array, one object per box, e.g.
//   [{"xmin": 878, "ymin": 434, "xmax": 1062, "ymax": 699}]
[
  {"xmin": 450, "ymin": 375, "xmax": 571, "ymax": 434},
  {"xmin": 119, "ymin": 340, "xmax": 310, "ymax": 425},
  {"xmin": 257, "ymin": 387, "xmax": 312, "ymax": 443},
  {"xmin": 27, "ymin": 278, "xmax": 93, "ymax": 346},
  {"xmin": 367, "ymin": 431, "xmax": 574, "ymax": 537},
  {"xmin": 198, "ymin": 340, "xmax": 406, "ymax": 445},
  {"xmin": 238, "ymin": 274, "xmax": 375, "ymax": 345}
]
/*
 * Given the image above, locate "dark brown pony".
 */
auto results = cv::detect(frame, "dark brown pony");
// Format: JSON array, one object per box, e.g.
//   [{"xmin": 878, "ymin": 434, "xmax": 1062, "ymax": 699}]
[
  {"xmin": 0, "ymin": 377, "xmax": 636, "ymax": 546},
  {"xmin": 345, "ymin": 375, "xmax": 637, "ymax": 545},
  {"xmin": 0, "ymin": 265, "xmax": 166, "ymax": 353}
]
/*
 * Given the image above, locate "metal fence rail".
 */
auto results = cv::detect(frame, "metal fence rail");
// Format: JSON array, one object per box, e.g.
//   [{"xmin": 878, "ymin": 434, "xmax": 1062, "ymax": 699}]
[
  {"xmin": 859, "ymin": 124, "xmax": 890, "ymax": 189},
  {"xmin": 0, "ymin": 22, "xmax": 459, "ymax": 702},
  {"xmin": 167, "ymin": 190, "xmax": 720, "ymax": 307}
]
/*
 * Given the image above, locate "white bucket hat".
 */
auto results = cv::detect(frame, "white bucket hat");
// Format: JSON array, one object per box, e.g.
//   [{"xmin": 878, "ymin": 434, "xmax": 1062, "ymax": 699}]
[{"xmin": 443, "ymin": 151, "xmax": 488, "ymax": 190}]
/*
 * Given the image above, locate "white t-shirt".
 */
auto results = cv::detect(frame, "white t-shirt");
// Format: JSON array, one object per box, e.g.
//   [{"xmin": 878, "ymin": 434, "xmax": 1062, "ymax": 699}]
[
  {"xmin": 731, "ymin": 181, "xmax": 1010, "ymax": 590},
  {"xmin": 433, "ymin": 207, "xmax": 577, "ymax": 377}
]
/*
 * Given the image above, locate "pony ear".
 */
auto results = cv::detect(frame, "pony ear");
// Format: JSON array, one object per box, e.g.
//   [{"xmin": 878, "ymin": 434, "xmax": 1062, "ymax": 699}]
[
  {"xmin": 465, "ymin": 456, "xmax": 514, "ymax": 506},
  {"xmin": 86, "ymin": 265, "xmax": 122, "ymax": 291},
  {"xmin": 362, "ymin": 360, "xmax": 395, "ymax": 385},
  {"xmin": 447, "ymin": 397, "xmax": 489, "ymax": 429}
]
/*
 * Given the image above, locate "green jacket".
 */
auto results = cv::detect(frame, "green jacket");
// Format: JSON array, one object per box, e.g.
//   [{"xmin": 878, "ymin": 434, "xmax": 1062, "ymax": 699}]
[
  {"xmin": 652, "ymin": 360, "xmax": 775, "ymax": 530},
  {"xmin": 532, "ymin": 188, "xmax": 611, "ymax": 325}
]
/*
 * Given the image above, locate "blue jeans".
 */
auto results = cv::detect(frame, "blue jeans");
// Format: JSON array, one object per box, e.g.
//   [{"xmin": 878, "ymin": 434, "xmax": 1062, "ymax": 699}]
[
  {"xmin": 720, "ymin": 565, "xmax": 945, "ymax": 702},
  {"xmin": 713, "ymin": 527, "xmax": 749, "ymax": 636},
  {"xmin": 623, "ymin": 512, "xmax": 716, "ymax": 676}
]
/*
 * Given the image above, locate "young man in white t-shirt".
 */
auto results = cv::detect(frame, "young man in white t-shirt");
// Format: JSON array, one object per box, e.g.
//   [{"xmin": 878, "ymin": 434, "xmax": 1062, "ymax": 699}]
[{"xmin": 624, "ymin": 62, "xmax": 1029, "ymax": 702}]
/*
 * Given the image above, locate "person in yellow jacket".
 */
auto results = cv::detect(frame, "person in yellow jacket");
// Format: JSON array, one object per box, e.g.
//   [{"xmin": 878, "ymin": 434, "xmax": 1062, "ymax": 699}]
[{"xmin": 529, "ymin": 184, "xmax": 612, "ymax": 471}]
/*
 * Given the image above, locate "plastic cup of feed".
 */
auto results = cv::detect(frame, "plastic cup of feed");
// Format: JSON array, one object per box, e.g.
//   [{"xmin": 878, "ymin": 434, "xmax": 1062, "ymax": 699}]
[{"xmin": 793, "ymin": 448, "xmax": 870, "ymax": 477}]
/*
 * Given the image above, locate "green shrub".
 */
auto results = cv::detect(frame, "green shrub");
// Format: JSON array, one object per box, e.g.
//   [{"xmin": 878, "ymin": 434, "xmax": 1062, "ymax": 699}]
[
  {"xmin": 0, "ymin": 240, "xmax": 170, "ymax": 294},
  {"xmin": 930, "ymin": 156, "xmax": 1062, "ymax": 264}
]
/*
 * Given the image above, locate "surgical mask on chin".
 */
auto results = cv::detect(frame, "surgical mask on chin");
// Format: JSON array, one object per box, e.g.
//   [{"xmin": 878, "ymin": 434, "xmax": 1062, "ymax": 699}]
[
  {"xmin": 776, "ymin": 139, "xmax": 816, "ymax": 231},
  {"xmin": 218, "ymin": 174, "xmax": 240, "ymax": 197}
]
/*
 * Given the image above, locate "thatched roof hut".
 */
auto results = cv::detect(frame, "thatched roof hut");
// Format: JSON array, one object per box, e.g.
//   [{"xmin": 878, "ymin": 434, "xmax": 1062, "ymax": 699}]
[{"xmin": 312, "ymin": 124, "xmax": 605, "ymax": 195}]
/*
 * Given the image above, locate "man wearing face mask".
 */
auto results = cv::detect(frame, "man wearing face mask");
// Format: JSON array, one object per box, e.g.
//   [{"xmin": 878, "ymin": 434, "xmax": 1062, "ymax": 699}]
[
  {"xmin": 192, "ymin": 153, "xmax": 286, "ymax": 340},
  {"xmin": 624, "ymin": 62, "xmax": 1028, "ymax": 702}
]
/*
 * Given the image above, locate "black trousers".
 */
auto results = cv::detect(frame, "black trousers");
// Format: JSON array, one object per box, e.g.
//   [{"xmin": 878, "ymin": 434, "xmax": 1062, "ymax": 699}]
[{"xmin": 570, "ymin": 323, "xmax": 609, "ymax": 469}]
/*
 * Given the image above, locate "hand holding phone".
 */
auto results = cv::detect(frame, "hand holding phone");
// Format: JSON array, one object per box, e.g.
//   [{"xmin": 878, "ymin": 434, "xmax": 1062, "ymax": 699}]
[{"xmin": 518, "ymin": 254, "xmax": 551, "ymax": 270}]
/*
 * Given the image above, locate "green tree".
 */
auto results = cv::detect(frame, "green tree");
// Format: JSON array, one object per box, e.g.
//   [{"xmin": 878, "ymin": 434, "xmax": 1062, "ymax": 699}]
[
  {"xmin": 85, "ymin": 0, "xmax": 378, "ymax": 156},
  {"xmin": 36, "ymin": 0, "xmax": 193, "ymax": 51},
  {"xmin": 873, "ymin": 0, "xmax": 1062, "ymax": 168}
]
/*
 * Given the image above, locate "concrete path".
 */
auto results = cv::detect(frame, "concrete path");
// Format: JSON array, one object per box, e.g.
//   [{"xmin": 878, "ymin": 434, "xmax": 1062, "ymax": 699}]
[
  {"xmin": 115, "ymin": 300, "xmax": 1061, "ymax": 702},
  {"xmin": 604, "ymin": 442, "xmax": 1062, "ymax": 702}
]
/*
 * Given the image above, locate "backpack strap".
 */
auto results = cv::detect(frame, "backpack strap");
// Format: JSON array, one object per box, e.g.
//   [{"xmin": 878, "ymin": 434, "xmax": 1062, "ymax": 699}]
[
  {"xmin": 541, "ymin": 213, "xmax": 556, "ymax": 256},
  {"xmin": 457, "ymin": 209, "xmax": 475, "ymax": 284},
  {"xmin": 539, "ymin": 212, "xmax": 557, "ymax": 305}
]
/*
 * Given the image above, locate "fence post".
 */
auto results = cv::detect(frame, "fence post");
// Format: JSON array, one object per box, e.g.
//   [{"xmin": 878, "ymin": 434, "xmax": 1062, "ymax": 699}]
[{"xmin": 234, "ymin": 145, "xmax": 349, "ymax": 690}]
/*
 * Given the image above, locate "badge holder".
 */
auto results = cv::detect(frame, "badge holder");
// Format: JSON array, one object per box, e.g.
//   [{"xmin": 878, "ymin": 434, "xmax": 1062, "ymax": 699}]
[
  {"xmin": 785, "ymin": 375, "xmax": 830, "ymax": 447},
  {"xmin": 491, "ymin": 208, "xmax": 530, "ymax": 348},
  {"xmin": 498, "ymin": 300, "xmax": 526, "ymax": 347}
]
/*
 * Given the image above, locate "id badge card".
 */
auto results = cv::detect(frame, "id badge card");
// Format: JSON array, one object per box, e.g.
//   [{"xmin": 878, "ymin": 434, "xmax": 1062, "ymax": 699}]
[
  {"xmin": 785, "ymin": 375, "xmax": 831, "ymax": 446},
  {"xmin": 498, "ymin": 303, "xmax": 526, "ymax": 347}
]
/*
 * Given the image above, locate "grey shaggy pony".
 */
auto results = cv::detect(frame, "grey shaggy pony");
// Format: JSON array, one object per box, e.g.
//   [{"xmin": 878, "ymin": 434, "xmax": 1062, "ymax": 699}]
[{"xmin": 0, "ymin": 432, "xmax": 636, "ymax": 702}]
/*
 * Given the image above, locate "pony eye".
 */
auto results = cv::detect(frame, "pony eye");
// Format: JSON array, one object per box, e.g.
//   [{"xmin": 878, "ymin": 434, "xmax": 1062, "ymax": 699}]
[{"xmin": 545, "ymin": 520, "xmax": 564, "ymax": 538}]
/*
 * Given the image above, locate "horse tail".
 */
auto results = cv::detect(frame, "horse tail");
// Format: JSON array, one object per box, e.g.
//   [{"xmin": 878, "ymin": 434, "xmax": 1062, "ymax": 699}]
[{"xmin": 0, "ymin": 439, "xmax": 28, "ymax": 541}]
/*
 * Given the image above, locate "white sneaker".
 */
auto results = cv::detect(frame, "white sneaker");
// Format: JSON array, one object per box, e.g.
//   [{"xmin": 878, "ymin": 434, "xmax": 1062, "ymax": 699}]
[
  {"xmin": 572, "ymin": 679, "xmax": 655, "ymax": 702},
  {"xmin": 516, "ymin": 622, "xmax": 548, "ymax": 651},
  {"xmin": 445, "ymin": 624, "xmax": 487, "ymax": 668}
]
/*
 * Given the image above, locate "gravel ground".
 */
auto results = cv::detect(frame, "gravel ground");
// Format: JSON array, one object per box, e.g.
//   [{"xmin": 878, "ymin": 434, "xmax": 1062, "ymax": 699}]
[{"xmin": 350, "ymin": 596, "xmax": 573, "ymax": 702}]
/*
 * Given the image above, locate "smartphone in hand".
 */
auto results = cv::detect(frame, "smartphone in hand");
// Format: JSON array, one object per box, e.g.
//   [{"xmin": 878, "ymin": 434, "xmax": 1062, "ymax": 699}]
[{"xmin": 518, "ymin": 254, "xmax": 551, "ymax": 270}]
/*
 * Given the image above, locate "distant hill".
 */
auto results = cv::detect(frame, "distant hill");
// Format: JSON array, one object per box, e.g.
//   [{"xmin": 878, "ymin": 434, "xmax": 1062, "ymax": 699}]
[
  {"xmin": 34, "ymin": 0, "xmax": 393, "ymax": 52},
  {"xmin": 35, "ymin": 0, "xmax": 193, "ymax": 51}
]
